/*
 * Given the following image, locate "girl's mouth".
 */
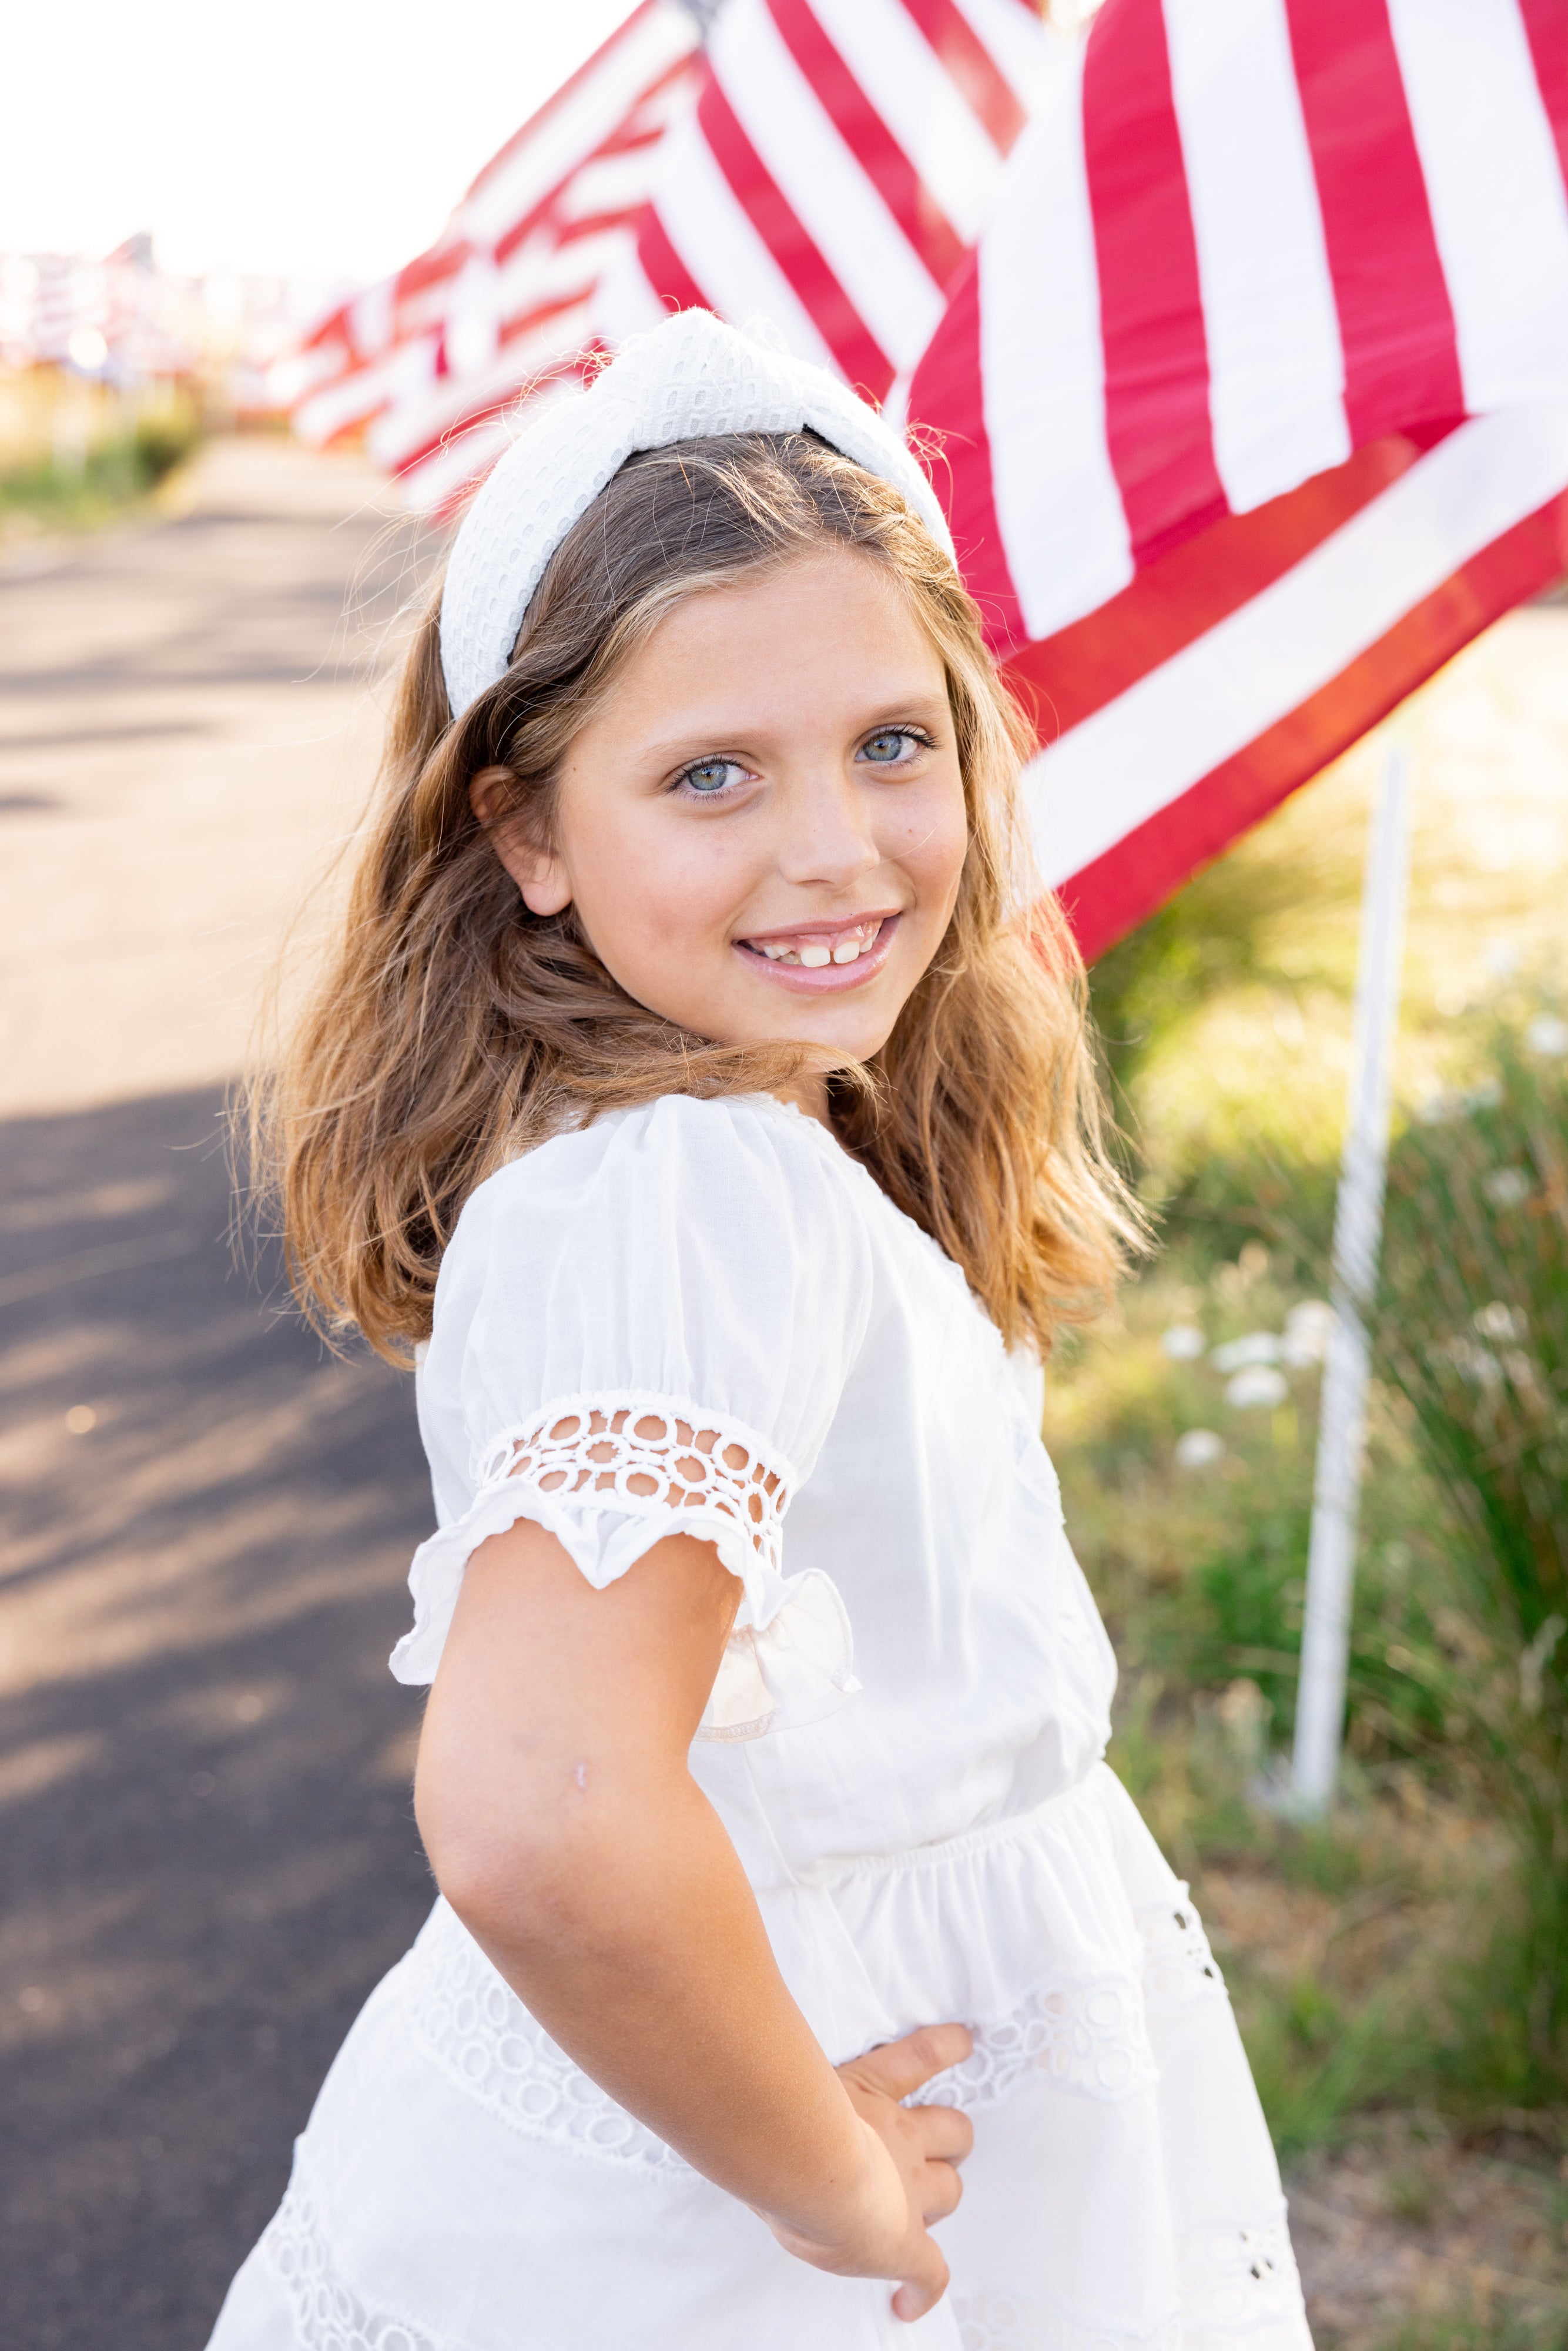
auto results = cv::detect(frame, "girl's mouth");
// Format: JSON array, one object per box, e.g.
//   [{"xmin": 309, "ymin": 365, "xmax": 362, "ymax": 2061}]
[{"xmin": 733, "ymin": 913, "xmax": 900, "ymax": 991}]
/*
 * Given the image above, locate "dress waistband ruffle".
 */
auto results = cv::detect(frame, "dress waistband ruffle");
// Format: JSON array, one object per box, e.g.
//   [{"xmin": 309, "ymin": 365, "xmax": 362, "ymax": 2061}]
[
  {"xmin": 798, "ymin": 1766, "xmax": 1107, "ymax": 1888},
  {"xmin": 396, "ymin": 1767, "xmax": 1233, "ymax": 2173},
  {"xmin": 749, "ymin": 1764, "xmax": 1224, "ymax": 2067}
]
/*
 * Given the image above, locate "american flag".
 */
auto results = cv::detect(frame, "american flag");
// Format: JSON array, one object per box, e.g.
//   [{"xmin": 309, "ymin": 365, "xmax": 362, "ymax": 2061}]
[
  {"xmin": 287, "ymin": 0, "xmax": 1042, "ymax": 511},
  {"xmin": 289, "ymin": 0, "xmax": 1568, "ymax": 950},
  {"xmin": 906, "ymin": 0, "xmax": 1568, "ymax": 953}
]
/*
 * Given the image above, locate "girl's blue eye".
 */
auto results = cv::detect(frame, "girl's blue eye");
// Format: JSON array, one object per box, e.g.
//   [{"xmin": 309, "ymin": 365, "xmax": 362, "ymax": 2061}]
[
  {"xmin": 681, "ymin": 758, "xmax": 741, "ymax": 795},
  {"xmin": 861, "ymin": 728, "xmax": 924, "ymax": 765}
]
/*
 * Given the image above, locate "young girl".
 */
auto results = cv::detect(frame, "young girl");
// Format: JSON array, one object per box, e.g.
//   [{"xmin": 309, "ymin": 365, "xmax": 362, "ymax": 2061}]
[{"xmin": 211, "ymin": 311, "xmax": 1311, "ymax": 2351}]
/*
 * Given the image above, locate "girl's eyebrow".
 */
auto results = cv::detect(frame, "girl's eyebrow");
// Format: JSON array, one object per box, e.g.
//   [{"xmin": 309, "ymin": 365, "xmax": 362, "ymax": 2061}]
[{"xmin": 634, "ymin": 691, "xmax": 951, "ymax": 765}]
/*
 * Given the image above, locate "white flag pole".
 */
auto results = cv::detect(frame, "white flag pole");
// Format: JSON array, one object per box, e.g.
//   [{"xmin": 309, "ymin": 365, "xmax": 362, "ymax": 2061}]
[{"xmin": 1290, "ymin": 742, "xmax": 1411, "ymax": 1814}]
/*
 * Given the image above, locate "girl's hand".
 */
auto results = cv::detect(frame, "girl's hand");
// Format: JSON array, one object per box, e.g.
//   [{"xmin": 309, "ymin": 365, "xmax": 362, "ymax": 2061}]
[{"xmin": 765, "ymin": 2024, "xmax": 975, "ymax": 2322}]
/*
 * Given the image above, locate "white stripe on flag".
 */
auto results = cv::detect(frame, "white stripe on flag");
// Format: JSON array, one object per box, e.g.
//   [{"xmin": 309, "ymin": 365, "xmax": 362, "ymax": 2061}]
[
  {"xmin": 809, "ymin": 0, "xmax": 1006, "ymax": 243},
  {"xmin": 394, "ymin": 375, "xmax": 588, "ymax": 514},
  {"xmin": 983, "ymin": 43, "xmax": 1131, "ymax": 641},
  {"xmin": 346, "ymin": 279, "xmax": 397, "ymax": 363},
  {"xmin": 397, "ymin": 418, "xmax": 518, "ymax": 515},
  {"xmin": 594, "ymin": 238, "xmax": 673, "ymax": 342},
  {"xmin": 648, "ymin": 110, "xmax": 841, "ymax": 371},
  {"xmin": 1024, "ymin": 404, "xmax": 1568, "ymax": 888},
  {"xmin": 946, "ymin": 0, "xmax": 1057, "ymax": 114},
  {"xmin": 555, "ymin": 147, "xmax": 669, "ymax": 222},
  {"xmin": 369, "ymin": 298, "xmax": 598, "ymax": 473},
  {"xmin": 460, "ymin": 2, "xmax": 696, "ymax": 250},
  {"xmin": 294, "ymin": 336, "xmax": 437, "ymax": 446},
  {"xmin": 1387, "ymin": 0, "xmax": 1568, "ymax": 407},
  {"xmin": 713, "ymin": 0, "xmax": 946, "ymax": 373},
  {"xmin": 1165, "ymin": 0, "xmax": 1349, "ymax": 511},
  {"xmin": 496, "ymin": 225, "xmax": 626, "ymax": 323}
]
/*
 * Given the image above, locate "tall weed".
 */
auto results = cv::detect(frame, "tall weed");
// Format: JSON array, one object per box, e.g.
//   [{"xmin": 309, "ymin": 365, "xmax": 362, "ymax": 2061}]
[{"xmin": 1378, "ymin": 1001, "xmax": 1568, "ymax": 2097}]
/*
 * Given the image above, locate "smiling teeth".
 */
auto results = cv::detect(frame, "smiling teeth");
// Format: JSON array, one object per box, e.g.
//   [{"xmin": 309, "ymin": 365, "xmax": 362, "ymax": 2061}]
[{"xmin": 749, "ymin": 923, "xmax": 879, "ymax": 967}]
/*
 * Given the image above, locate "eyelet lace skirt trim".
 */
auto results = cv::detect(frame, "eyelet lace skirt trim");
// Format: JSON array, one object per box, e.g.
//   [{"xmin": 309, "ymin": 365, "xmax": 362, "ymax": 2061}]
[
  {"xmin": 912, "ymin": 1890, "xmax": 1227, "ymax": 2113},
  {"xmin": 257, "ymin": 2160, "xmax": 1303, "ymax": 2351},
  {"xmin": 954, "ymin": 2286, "xmax": 1184, "ymax": 2351},
  {"xmin": 913, "ymin": 1971, "xmax": 1159, "ymax": 2108},
  {"xmin": 402, "ymin": 1882, "xmax": 1232, "ymax": 2172},
  {"xmin": 1178, "ymin": 2212, "xmax": 1306, "ymax": 2333},
  {"xmin": 1141, "ymin": 1894, "xmax": 1227, "ymax": 2007},
  {"xmin": 405, "ymin": 1903, "xmax": 692, "ymax": 2173},
  {"xmin": 259, "ymin": 2165, "xmax": 454, "ymax": 2351},
  {"xmin": 953, "ymin": 2208, "xmax": 1304, "ymax": 2350}
]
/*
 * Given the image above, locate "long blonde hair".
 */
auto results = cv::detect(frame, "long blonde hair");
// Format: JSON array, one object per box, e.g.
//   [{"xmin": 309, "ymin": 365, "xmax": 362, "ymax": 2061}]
[{"xmin": 254, "ymin": 431, "xmax": 1141, "ymax": 1362}]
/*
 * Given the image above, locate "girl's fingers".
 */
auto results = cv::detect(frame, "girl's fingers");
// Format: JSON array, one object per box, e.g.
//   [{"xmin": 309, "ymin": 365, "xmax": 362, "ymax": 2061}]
[
  {"xmin": 920, "ymin": 2158, "xmax": 964, "ymax": 2223},
  {"xmin": 890, "ymin": 2238, "xmax": 950, "ymax": 2324},
  {"xmin": 906, "ymin": 2099, "xmax": 973, "ymax": 2164},
  {"xmin": 842, "ymin": 2022, "xmax": 973, "ymax": 2102}
]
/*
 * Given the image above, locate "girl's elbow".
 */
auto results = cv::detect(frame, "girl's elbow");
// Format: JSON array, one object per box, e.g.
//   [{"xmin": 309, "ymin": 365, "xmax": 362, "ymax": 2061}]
[{"xmin": 414, "ymin": 1769, "xmax": 605, "ymax": 1954}]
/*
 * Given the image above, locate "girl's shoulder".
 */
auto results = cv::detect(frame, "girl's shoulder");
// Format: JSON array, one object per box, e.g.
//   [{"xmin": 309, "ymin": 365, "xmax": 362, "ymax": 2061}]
[{"xmin": 441, "ymin": 1090, "xmax": 870, "ymax": 1292}]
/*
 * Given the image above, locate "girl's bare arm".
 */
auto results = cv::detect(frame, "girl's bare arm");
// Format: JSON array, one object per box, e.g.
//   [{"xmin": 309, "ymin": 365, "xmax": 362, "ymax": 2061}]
[{"xmin": 414, "ymin": 1519, "xmax": 971, "ymax": 2322}]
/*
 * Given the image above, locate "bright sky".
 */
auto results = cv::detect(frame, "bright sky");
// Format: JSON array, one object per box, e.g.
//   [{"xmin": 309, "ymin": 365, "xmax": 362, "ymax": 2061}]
[{"xmin": 4, "ymin": 0, "xmax": 645, "ymax": 287}]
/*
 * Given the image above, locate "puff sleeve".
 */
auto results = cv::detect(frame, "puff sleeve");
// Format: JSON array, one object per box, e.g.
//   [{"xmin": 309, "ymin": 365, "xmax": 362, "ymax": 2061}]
[{"xmin": 390, "ymin": 1095, "xmax": 874, "ymax": 1736}]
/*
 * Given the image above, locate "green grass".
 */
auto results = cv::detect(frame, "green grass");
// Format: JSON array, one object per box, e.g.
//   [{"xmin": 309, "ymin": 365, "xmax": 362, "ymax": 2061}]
[
  {"xmin": 1065, "ymin": 766, "xmax": 1568, "ymax": 2156},
  {"xmin": 1371, "ymin": 2312, "xmax": 1568, "ymax": 2351},
  {"xmin": 0, "ymin": 405, "xmax": 201, "ymax": 531},
  {"xmin": 1378, "ymin": 1000, "xmax": 1568, "ymax": 2098}
]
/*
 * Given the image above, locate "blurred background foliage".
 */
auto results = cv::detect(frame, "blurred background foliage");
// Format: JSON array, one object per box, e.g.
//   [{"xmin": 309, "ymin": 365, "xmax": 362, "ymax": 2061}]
[
  {"xmin": 1067, "ymin": 634, "xmax": 1568, "ymax": 2345},
  {"xmin": 0, "ymin": 371, "xmax": 202, "ymax": 535}
]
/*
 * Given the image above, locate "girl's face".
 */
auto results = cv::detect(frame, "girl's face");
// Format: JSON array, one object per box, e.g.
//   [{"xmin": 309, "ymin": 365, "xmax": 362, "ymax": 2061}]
[{"xmin": 485, "ymin": 548, "xmax": 970, "ymax": 1098}]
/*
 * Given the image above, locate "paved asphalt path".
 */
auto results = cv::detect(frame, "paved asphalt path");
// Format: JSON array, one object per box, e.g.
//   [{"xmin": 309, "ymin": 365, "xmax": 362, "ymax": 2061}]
[{"xmin": 0, "ymin": 449, "xmax": 441, "ymax": 2349}]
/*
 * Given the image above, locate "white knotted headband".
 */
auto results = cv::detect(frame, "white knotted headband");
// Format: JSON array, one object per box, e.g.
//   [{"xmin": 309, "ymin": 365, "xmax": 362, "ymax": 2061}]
[{"xmin": 438, "ymin": 308, "xmax": 956, "ymax": 721}]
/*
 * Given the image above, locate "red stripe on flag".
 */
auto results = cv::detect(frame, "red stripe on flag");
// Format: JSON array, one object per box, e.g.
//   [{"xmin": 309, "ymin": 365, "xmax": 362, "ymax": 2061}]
[
  {"xmin": 635, "ymin": 206, "xmax": 711, "ymax": 316},
  {"xmin": 698, "ymin": 79, "xmax": 893, "ymax": 394},
  {"xmin": 1083, "ymin": 0, "xmax": 1227, "ymax": 565},
  {"xmin": 765, "ymin": 0, "xmax": 967, "ymax": 288},
  {"xmin": 390, "ymin": 383, "xmax": 578, "ymax": 494},
  {"xmin": 901, "ymin": 0, "xmax": 1027, "ymax": 152},
  {"xmin": 490, "ymin": 58, "xmax": 696, "ymax": 269},
  {"xmin": 1003, "ymin": 432, "xmax": 1438, "ymax": 739},
  {"xmin": 396, "ymin": 245, "xmax": 468, "ymax": 309},
  {"xmin": 907, "ymin": 254, "xmax": 1023, "ymax": 647},
  {"xmin": 1284, "ymin": 0, "xmax": 1465, "ymax": 450},
  {"xmin": 1056, "ymin": 493, "xmax": 1568, "ymax": 960},
  {"xmin": 551, "ymin": 206, "xmax": 654, "ymax": 248},
  {"xmin": 1517, "ymin": 0, "xmax": 1568, "ymax": 199}
]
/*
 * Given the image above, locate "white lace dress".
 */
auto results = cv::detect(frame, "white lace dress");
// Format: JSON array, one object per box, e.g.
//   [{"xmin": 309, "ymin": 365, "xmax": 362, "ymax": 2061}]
[{"xmin": 208, "ymin": 1092, "xmax": 1312, "ymax": 2351}]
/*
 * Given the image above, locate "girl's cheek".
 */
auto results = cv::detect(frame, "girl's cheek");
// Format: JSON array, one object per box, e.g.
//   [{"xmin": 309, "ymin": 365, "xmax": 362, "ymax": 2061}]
[{"xmin": 900, "ymin": 779, "xmax": 970, "ymax": 890}]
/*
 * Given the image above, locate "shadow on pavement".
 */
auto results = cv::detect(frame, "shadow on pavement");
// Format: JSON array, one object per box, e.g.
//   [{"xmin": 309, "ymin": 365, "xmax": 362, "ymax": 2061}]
[{"xmin": 0, "ymin": 1085, "xmax": 435, "ymax": 2349}]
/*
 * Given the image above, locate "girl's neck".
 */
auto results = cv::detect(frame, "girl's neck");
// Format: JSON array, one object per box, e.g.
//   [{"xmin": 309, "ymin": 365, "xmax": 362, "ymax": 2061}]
[{"xmin": 772, "ymin": 1071, "xmax": 834, "ymax": 1132}]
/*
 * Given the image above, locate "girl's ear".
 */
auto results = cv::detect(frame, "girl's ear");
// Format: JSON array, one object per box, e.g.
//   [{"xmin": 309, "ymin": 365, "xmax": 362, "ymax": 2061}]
[{"xmin": 470, "ymin": 765, "xmax": 572, "ymax": 917}]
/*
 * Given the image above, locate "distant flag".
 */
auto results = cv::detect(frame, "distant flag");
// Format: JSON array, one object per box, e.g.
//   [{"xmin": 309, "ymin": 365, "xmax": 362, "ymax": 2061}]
[
  {"xmin": 286, "ymin": 1, "xmax": 702, "ymax": 513},
  {"xmin": 905, "ymin": 0, "xmax": 1568, "ymax": 956},
  {"xmin": 286, "ymin": 0, "xmax": 1050, "ymax": 512}
]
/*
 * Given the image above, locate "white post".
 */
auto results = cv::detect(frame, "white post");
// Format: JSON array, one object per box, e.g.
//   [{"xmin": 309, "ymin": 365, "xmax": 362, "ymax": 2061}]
[{"xmin": 1290, "ymin": 744, "xmax": 1411, "ymax": 1813}]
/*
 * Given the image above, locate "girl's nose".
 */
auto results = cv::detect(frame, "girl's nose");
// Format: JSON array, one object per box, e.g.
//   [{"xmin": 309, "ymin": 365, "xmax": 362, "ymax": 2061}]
[{"xmin": 775, "ymin": 766, "xmax": 882, "ymax": 889}]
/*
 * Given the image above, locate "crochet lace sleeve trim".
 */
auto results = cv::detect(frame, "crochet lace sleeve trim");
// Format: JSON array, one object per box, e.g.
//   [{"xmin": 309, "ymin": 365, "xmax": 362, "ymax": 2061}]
[
  {"xmin": 390, "ymin": 1390, "xmax": 848, "ymax": 1703},
  {"xmin": 478, "ymin": 1392, "xmax": 792, "ymax": 1583}
]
